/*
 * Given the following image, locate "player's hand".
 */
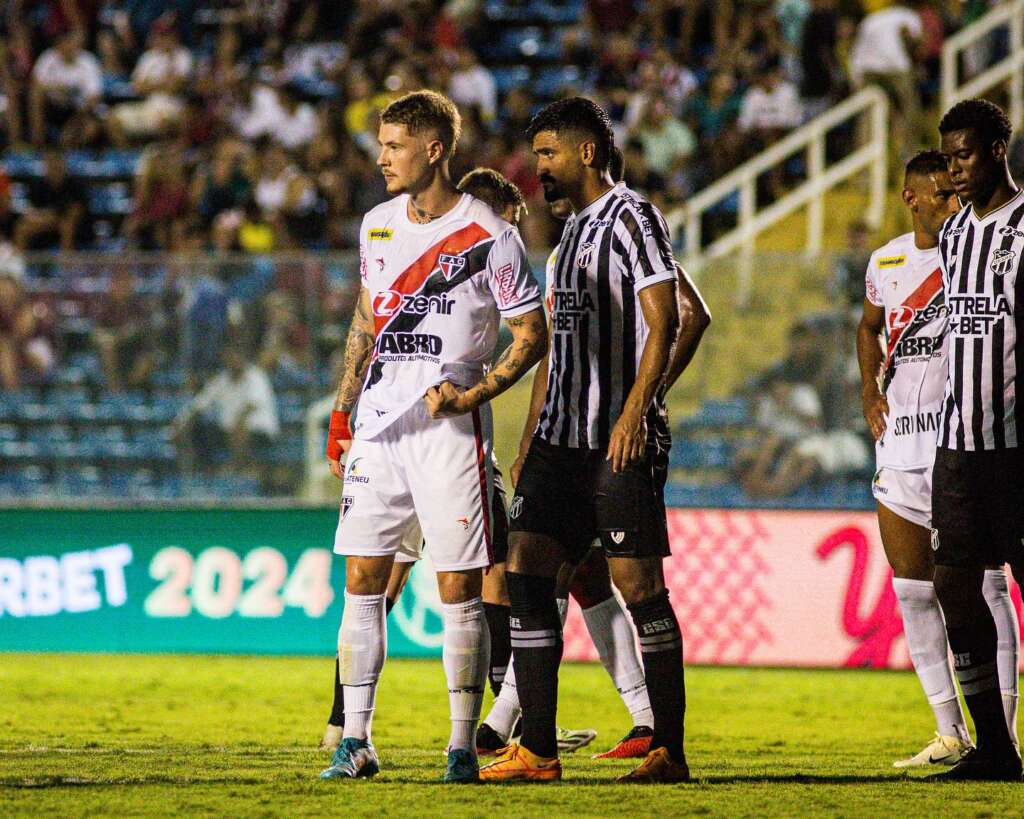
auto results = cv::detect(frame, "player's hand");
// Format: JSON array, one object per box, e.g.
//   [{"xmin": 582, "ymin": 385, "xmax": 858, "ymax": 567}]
[
  {"xmin": 424, "ymin": 381, "xmax": 471, "ymax": 418},
  {"xmin": 511, "ymin": 453, "xmax": 526, "ymax": 488},
  {"xmin": 327, "ymin": 438, "xmax": 353, "ymax": 480},
  {"xmin": 861, "ymin": 388, "xmax": 889, "ymax": 441},
  {"xmin": 607, "ymin": 409, "xmax": 647, "ymax": 473}
]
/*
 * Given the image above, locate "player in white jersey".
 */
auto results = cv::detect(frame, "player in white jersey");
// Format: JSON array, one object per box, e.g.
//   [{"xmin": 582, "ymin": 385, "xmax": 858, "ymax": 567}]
[
  {"xmin": 319, "ymin": 91, "xmax": 547, "ymax": 784},
  {"xmin": 859, "ymin": 150, "xmax": 1020, "ymax": 771}
]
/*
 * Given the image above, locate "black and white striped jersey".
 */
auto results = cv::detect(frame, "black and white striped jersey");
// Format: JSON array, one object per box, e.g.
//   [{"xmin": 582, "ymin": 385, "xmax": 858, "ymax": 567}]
[
  {"xmin": 535, "ymin": 182, "xmax": 677, "ymax": 450},
  {"xmin": 937, "ymin": 188, "xmax": 1024, "ymax": 450}
]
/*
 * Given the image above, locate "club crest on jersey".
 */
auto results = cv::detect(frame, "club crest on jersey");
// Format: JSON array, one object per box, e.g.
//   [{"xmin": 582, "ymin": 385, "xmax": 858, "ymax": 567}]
[
  {"xmin": 340, "ymin": 495, "xmax": 354, "ymax": 521},
  {"xmin": 930, "ymin": 528, "xmax": 940, "ymax": 552},
  {"xmin": 439, "ymin": 253, "xmax": 466, "ymax": 280},
  {"xmin": 991, "ymin": 248, "xmax": 1016, "ymax": 275},
  {"xmin": 577, "ymin": 242, "xmax": 595, "ymax": 269},
  {"xmin": 609, "ymin": 531, "xmax": 626, "ymax": 544},
  {"xmin": 509, "ymin": 496, "xmax": 524, "ymax": 519}
]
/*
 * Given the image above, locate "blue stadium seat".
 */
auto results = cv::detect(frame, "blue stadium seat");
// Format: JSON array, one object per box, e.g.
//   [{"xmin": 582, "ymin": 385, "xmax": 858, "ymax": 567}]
[
  {"xmin": 534, "ymin": 0, "xmax": 585, "ymax": 24},
  {"xmin": 493, "ymin": 65, "xmax": 532, "ymax": 95},
  {"xmin": 532, "ymin": 65, "xmax": 583, "ymax": 98},
  {"xmin": 18, "ymin": 402, "xmax": 64, "ymax": 424},
  {"xmin": 0, "ymin": 423, "xmax": 20, "ymax": 442},
  {"xmin": 88, "ymin": 183, "xmax": 133, "ymax": 215},
  {"xmin": 4, "ymin": 152, "xmax": 42, "ymax": 177}
]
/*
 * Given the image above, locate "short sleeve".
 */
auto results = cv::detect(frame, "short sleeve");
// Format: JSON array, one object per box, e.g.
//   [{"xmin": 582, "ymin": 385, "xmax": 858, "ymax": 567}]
[
  {"xmin": 487, "ymin": 228, "xmax": 542, "ymax": 317},
  {"xmin": 616, "ymin": 202, "xmax": 677, "ymax": 291},
  {"xmin": 864, "ymin": 256, "xmax": 883, "ymax": 307}
]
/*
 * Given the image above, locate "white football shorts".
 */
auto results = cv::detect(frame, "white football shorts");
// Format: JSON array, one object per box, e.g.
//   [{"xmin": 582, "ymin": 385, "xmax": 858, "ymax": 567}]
[
  {"xmin": 334, "ymin": 400, "xmax": 494, "ymax": 572},
  {"xmin": 871, "ymin": 465, "xmax": 932, "ymax": 529}
]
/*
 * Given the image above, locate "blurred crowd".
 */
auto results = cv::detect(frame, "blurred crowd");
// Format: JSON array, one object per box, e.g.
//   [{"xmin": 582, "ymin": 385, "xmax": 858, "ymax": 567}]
[{"xmin": 0, "ymin": 0, "xmax": 994, "ymax": 258}]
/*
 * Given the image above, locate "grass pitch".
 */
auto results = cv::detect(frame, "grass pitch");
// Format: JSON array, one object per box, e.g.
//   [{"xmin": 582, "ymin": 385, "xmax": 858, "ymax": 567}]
[{"xmin": 1, "ymin": 655, "xmax": 1020, "ymax": 817}]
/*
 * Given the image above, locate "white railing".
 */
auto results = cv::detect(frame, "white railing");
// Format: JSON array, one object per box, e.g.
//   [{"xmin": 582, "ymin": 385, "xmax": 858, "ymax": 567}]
[
  {"xmin": 667, "ymin": 86, "xmax": 889, "ymax": 280},
  {"xmin": 941, "ymin": 0, "xmax": 1024, "ymax": 131}
]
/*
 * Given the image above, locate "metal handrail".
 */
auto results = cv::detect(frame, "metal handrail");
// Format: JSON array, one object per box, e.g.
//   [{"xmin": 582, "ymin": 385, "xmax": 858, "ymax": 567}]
[{"xmin": 941, "ymin": 0, "xmax": 1024, "ymax": 131}]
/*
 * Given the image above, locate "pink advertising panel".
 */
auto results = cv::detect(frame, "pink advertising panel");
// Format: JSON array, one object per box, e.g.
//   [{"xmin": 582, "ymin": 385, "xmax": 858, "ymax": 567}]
[{"xmin": 562, "ymin": 509, "xmax": 1024, "ymax": 668}]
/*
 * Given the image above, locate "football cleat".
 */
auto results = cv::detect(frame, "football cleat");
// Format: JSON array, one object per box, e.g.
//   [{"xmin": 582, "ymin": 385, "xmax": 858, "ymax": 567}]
[
  {"xmin": 442, "ymin": 748, "xmax": 480, "ymax": 783},
  {"xmin": 617, "ymin": 747, "xmax": 691, "ymax": 783},
  {"xmin": 479, "ymin": 743, "xmax": 562, "ymax": 782},
  {"xmin": 476, "ymin": 722, "xmax": 508, "ymax": 756},
  {"xmin": 926, "ymin": 745, "xmax": 1022, "ymax": 782},
  {"xmin": 319, "ymin": 736, "xmax": 380, "ymax": 780},
  {"xmin": 593, "ymin": 725, "xmax": 653, "ymax": 759},
  {"xmin": 319, "ymin": 723, "xmax": 344, "ymax": 753},
  {"xmin": 556, "ymin": 726, "xmax": 597, "ymax": 753},
  {"xmin": 892, "ymin": 733, "xmax": 971, "ymax": 768}
]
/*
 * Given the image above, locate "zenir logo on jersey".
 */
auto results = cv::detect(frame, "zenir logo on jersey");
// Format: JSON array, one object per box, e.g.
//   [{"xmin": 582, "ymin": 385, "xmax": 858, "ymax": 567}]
[
  {"xmin": 438, "ymin": 253, "xmax": 466, "ymax": 280},
  {"xmin": 576, "ymin": 242, "xmax": 595, "ymax": 269},
  {"xmin": 991, "ymin": 248, "xmax": 1016, "ymax": 275},
  {"xmin": 1000, "ymin": 225, "xmax": 1024, "ymax": 239},
  {"xmin": 368, "ymin": 228, "xmax": 393, "ymax": 241}
]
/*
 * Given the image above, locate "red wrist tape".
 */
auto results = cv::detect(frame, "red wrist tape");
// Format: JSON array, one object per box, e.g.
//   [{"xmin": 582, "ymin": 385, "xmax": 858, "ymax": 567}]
[{"xmin": 326, "ymin": 410, "xmax": 352, "ymax": 461}]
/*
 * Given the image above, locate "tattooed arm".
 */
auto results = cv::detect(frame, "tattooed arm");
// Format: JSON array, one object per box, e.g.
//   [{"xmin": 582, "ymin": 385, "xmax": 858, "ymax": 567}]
[
  {"xmin": 326, "ymin": 287, "xmax": 374, "ymax": 478},
  {"xmin": 424, "ymin": 307, "xmax": 548, "ymax": 418}
]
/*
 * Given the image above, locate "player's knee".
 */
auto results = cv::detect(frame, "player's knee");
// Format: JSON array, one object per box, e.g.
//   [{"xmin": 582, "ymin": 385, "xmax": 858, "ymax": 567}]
[
  {"xmin": 436, "ymin": 569, "xmax": 482, "ymax": 604},
  {"xmin": 569, "ymin": 557, "xmax": 613, "ymax": 609},
  {"xmin": 610, "ymin": 564, "xmax": 665, "ymax": 606},
  {"xmin": 889, "ymin": 554, "xmax": 933, "ymax": 582},
  {"xmin": 345, "ymin": 556, "xmax": 393, "ymax": 595},
  {"xmin": 507, "ymin": 532, "xmax": 563, "ymax": 576}
]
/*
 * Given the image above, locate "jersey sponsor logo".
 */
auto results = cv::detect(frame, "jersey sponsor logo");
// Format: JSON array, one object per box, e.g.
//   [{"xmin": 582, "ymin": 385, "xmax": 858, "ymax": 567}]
[
  {"xmin": 376, "ymin": 332, "xmax": 443, "ymax": 357},
  {"xmin": 892, "ymin": 334, "xmax": 942, "ymax": 361},
  {"xmin": 438, "ymin": 253, "xmax": 466, "ymax": 280},
  {"xmin": 947, "ymin": 294, "xmax": 1012, "ymax": 336},
  {"xmin": 456, "ymin": 516, "xmax": 469, "ymax": 530},
  {"xmin": 947, "ymin": 226, "xmax": 966, "ymax": 237},
  {"xmin": 372, "ymin": 289, "xmax": 456, "ymax": 318},
  {"xmin": 999, "ymin": 225, "xmax": 1024, "ymax": 240},
  {"xmin": 368, "ymin": 228, "xmax": 393, "ymax": 241},
  {"xmin": 640, "ymin": 617, "xmax": 675, "ymax": 635},
  {"xmin": 878, "ymin": 255, "xmax": 906, "ymax": 268},
  {"xmin": 892, "ymin": 411, "xmax": 940, "ymax": 437},
  {"xmin": 576, "ymin": 241, "xmax": 595, "ymax": 268},
  {"xmin": 495, "ymin": 262, "xmax": 517, "ymax": 307},
  {"xmin": 344, "ymin": 457, "xmax": 370, "ymax": 484},
  {"xmin": 990, "ymin": 247, "xmax": 1016, "ymax": 275},
  {"xmin": 551, "ymin": 289, "xmax": 596, "ymax": 332}
]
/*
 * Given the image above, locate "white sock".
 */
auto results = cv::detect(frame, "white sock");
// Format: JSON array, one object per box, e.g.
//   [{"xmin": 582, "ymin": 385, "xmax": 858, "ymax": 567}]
[
  {"xmin": 582, "ymin": 595, "xmax": 654, "ymax": 729},
  {"xmin": 983, "ymin": 568, "xmax": 1020, "ymax": 744},
  {"xmin": 442, "ymin": 597, "xmax": 490, "ymax": 753},
  {"xmin": 339, "ymin": 590, "xmax": 387, "ymax": 741},
  {"xmin": 892, "ymin": 577, "xmax": 970, "ymax": 743}
]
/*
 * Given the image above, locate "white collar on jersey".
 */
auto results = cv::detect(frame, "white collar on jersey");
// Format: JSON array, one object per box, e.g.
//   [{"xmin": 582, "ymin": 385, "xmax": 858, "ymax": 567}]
[
  {"xmin": 574, "ymin": 181, "xmax": 626, "ymax": 219},
  {"xmin": 968, "ymin": 186, "xmax": 1024, "ymax": 224}
]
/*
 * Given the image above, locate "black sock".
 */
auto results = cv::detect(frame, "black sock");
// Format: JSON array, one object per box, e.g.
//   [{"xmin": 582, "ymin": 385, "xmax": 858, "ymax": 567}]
[
  {"xmin": 947, "ymin": 614, "xmax": 1014, "ymax": 754},
  {"xmin": 506, "ymin": 571, "xmax": 561, "ymax": 759},
  {"xmin": 328, "ymin": 595, "xmax": 397, "ymax": 726},
  {"xmin": 483, "ymin": 602, "xmax": 512, "ymax": 698},
  {"xmin": 627, "ymin": 590, "xmax": 686, "ymax": 763}
]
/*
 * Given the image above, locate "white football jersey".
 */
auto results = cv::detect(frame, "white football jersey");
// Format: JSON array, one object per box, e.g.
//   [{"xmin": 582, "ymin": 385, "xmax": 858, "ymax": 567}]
[
  {"xmin": 865, "ymin": 232, "xmax": 949, "ymax": 469},
  {"xmin": 355, "ymin": 193, "xmax": 542, "ymax": 439}
]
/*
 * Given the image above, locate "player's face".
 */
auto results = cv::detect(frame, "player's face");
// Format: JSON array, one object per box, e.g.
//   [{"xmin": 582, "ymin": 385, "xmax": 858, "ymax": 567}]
[
  {"xmin": 907, "ymin": 171, "xmax": 960, "ymax": 238},
  {"xmin": 376, "ymin": 122, "xmax": 432, "ymax": 195},
  {"xmin": 941, "ymin": 128, "xmax": 1004, "ymax": 204},
  {"xmin": 548, "ymin": 198, "xmax": 573, "ymax": 220},
  {"xmin": 532, "ymin": 130, "xmax": 580, "ymax": 203}
]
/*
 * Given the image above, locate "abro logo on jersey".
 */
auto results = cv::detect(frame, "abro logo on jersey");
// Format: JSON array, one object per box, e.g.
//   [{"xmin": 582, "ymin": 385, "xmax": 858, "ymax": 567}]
[
  {"xmin": 372, "ymin": 290, "xmax": 456, "ymax": 317},
  {"xmin": 376, "ymin": 332, "xmax": 443, "ymax": 357}
]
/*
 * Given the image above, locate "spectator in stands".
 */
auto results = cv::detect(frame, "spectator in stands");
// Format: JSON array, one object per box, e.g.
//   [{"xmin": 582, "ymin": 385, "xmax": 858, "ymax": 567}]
[
  {"xmin": 13, "ymin": 149, "xmax": 87, "ymax": 251},
  {"xmin": 28, "ymin": 29, "xmax": 102, "ymax": 147},
  {"xmin": 631, "ymin": 92, "xmax": 695, "ymax": 198},
  {"xmin": 849, "ymin": 3, "xmax": 923, "ymax": 148},
  {"xmin": 799, "ymin": 0, "xmax": 842, "ymax": 119},
  {"xmin": 91, "ymin": 267, "xmax": 155, "ymax": 392},
  {"xmin": 0, "ymin": 165, "xmax": 15, "ymax": 239},
  {"xmin": 448, "ymin": 46, "xmax": 497, "ymax": 124},
  {"xmin": 686, "ymin": 71, "xmax": 743, "ymax": 179},
  {"xmin": 192, "ymin": 147, "xmax": 253, "ymax": 229},
  {"xmin": 586, "ymin": 0, "xmax": 641, "ymax": 37},
  {"xmin": 124, "ymin": 142, "xmax": 190, "ymax": 249},
  {"xmin": 0, "ymin": 267, "xmax": 54, "ymax": 390},
  {"xmin": 257, "ymin": 289, "xmax": 312, "ymax": 376},
  {"xmin": 107, "ymin": 18, "xmax": 192, "ymax": 146},
  {"xmin": 0, "ymin": 39, "xmax": 25, "ymax": 147},
  {"xmin": 173, "ymin": 344, "xmax": 279, "ymax": 473},
  {"xmin": 253, "ymin": 141, "xmax": 319, "ymax": 244},
  {"xmin": 234, "ymin": 80, "xmax": 319, "ymax": 151},
  {"xmin": 830, "ymin": 219, "xmax": 872, "ymax": 308},
  {"xmin": 737, "ymin": 60, "xmax": 804, "ymax": 149}
]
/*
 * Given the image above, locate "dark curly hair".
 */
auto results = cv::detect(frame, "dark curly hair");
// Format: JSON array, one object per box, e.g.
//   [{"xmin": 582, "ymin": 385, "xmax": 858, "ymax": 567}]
[
  {"xmin": 526, "ymin": 96, "xmax": 615, "ymax": 171},
  {"xmin": 939, "ymin": 98, "xmax": 1013, "ymax": 146},
  {"xmin": 457, "ymin": 167, "xmax": 526, "ymax": 216}
]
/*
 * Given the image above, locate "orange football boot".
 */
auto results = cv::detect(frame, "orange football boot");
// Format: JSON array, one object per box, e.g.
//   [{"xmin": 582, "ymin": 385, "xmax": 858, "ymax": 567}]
[{"xmin": 479, "ymin": 743, "xmax": 562, "ymax": 782}]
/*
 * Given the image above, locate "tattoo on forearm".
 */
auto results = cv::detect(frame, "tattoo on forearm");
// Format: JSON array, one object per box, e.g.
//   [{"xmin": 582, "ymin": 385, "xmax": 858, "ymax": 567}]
[{"xmin": 334, "ymin": 297, "xmax": 375, "ymax": 413}]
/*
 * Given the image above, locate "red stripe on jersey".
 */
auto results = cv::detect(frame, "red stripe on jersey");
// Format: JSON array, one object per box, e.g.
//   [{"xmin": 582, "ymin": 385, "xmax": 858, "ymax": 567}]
[
  {"xmin": 373, "ymin": 222, "xmax": 492, "ymax": 336},
  {"xmin": 471, "ymin": 408, "xmax": 493, "ymax": 565},
  {"xmin": 885, "ymin": 267, "xmax": 942, "ymax": 362}
]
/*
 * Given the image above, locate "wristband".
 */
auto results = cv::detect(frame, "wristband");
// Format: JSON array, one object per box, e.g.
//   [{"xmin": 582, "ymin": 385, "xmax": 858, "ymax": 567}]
[{"xmin": 326, "ymin": 410, "xmax": 352, "ymax": 460}]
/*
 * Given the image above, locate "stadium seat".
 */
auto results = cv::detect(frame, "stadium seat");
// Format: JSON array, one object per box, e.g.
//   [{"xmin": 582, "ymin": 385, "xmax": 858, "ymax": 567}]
[{"xmin": 493, "ymin": 65, "xmax": 532, "ymax": 95}]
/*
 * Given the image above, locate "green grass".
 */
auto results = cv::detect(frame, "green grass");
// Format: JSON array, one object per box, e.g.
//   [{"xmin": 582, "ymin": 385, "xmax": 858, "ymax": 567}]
[{"xmin": 1, "ymin": 655, "xmax": 1019, "ymax": 817}]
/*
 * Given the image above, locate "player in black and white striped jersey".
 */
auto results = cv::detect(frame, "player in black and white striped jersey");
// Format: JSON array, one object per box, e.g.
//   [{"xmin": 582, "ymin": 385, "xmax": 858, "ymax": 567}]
[
  {"xmin": 931, "ymin": 98, "xmax": 1024, "ymax": 782},
  {"xmin": 481, "ymin": 98, "xmax": 701, "ymax": 785}
]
